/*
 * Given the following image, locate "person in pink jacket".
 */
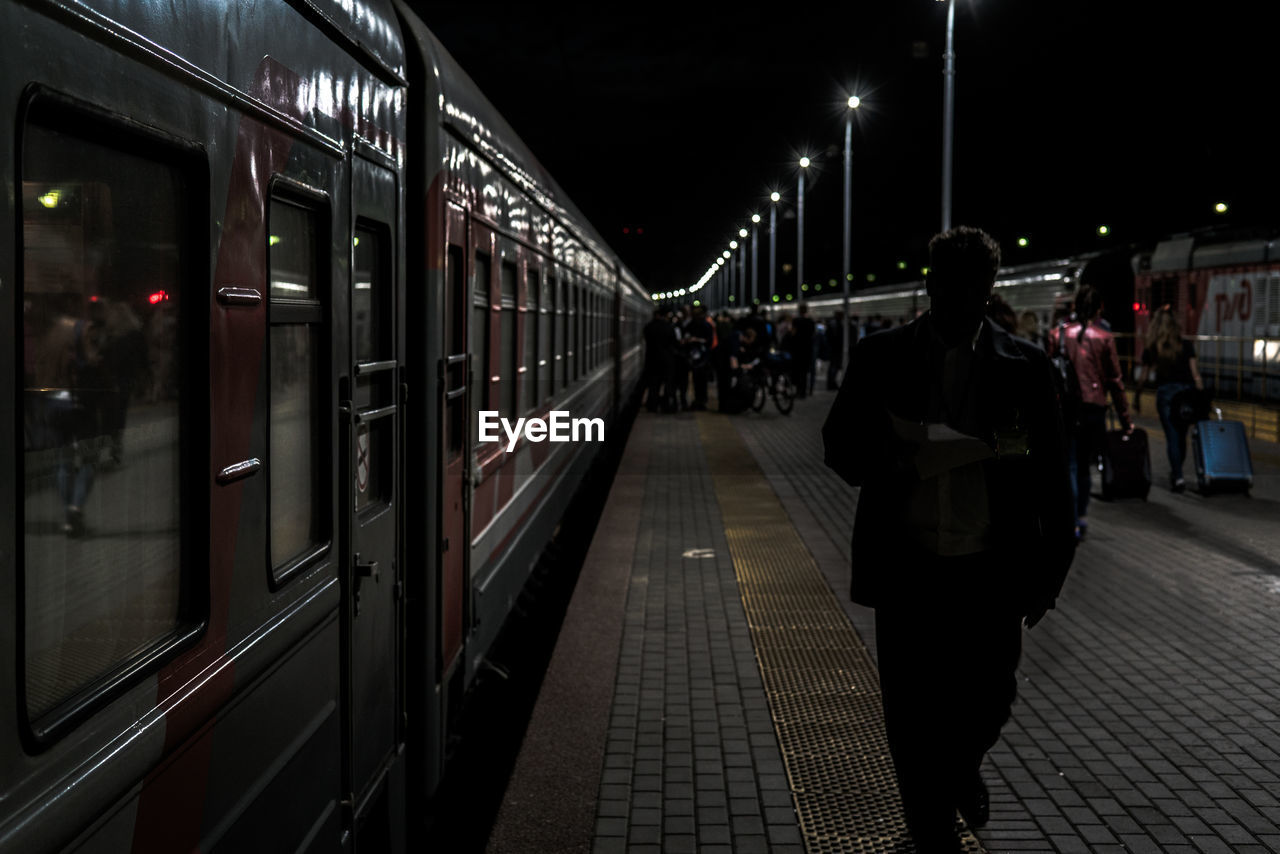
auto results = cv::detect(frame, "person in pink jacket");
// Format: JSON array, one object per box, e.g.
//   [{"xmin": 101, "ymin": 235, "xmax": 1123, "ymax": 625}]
[{"xmin": 1047, "ymin": 284, "xmax": 1133, "ymax": 540}]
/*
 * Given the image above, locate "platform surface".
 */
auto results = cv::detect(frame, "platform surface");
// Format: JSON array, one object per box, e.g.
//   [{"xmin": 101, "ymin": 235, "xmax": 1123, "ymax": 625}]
[{"xmin": 489, "ymin": 386, "xmax": 1280, "ymax": 854}]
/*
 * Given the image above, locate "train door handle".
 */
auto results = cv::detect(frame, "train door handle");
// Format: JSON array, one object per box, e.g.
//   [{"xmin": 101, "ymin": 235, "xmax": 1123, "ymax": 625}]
[
  {"xmin": 352, "ymin": 553, "xmax": 378, "ymax": 618},
  {"xmin": 355, "ymin": 555, "xmax": 380, "ymax": 582}
]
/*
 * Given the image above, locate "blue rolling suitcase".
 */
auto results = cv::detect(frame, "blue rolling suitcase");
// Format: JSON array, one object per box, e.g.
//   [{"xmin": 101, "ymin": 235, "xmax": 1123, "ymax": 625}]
[{"xmin": 1193, "ymin": 409, "xmax": 1253, "ymax": 494}]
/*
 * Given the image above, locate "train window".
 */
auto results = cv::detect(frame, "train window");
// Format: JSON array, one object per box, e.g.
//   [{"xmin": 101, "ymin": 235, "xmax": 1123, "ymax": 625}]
[
  {"xmin": 268, "ymin": 195, "xmax": 328, "ymax": 576},
  {"xmin": 353, "ymin": 222, "xmax": 392, "ymax": 513},
  {"xmin": 20, "ymin": 106, "xmax": 198, "ymax": 736},
  {"xmin": 549, "ymin": 273, "xmax": 559, "ymax": 396},
  {"xmin": 353, "ymin": 223, "xmax": 390, "ymax": 364},
  {"xmin": 570, "ymin": 281, "xmax": 581, "ymax": 381},
  {"xmin": 446, "ymin": 244, "xmax": 465, "ymax": 460},
  {"xmin": 500, "ymin": 260, "xmax": 518, "ymax": 422},
  {"xmin": 472, "ymin": 251, "xmax": 491, "ymax": 415},
  {"xmin": 524, "ymin": 268, "xmax": 539, "ymax": 413},
  {"xmin": 573, "ymin": 285, "xmax": 582, "ymax": 381},
  {"xmin": 538, "ymin": 269, "xmax": 551, "ymax": 402}
]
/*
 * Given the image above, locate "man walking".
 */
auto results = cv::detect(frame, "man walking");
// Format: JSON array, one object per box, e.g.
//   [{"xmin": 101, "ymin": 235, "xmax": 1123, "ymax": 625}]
[{"xmin": 822, "ymin": 226, "xmax": 1076, "ymax": 852}]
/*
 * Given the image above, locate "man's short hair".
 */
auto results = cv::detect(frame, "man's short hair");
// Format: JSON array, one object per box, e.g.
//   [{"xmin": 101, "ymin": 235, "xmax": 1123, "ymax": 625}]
[{"xmin": 927, "ymin": 226, "xmax": 1001, "ymax": 287}]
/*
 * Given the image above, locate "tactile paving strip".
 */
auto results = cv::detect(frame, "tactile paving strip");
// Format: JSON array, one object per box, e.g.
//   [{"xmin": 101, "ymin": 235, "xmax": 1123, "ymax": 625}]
[{"xmin": 697, "ymin": 413, "xmax": 985, "ymax": 854}]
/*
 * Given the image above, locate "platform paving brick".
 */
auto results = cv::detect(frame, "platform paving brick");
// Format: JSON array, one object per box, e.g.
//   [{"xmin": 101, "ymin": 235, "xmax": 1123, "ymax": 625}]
[
  {"xmin": 734, "ymin": 380, "xmax": 1280, "ymax": 853},
  {"xmin": 591, "ymin": 410, "xmax": 803, "ymax": 853}
]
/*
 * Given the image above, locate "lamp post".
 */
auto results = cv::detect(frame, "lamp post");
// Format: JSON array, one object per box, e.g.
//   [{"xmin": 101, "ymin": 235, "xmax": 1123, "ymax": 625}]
[
  {"xmin": 941, "ymin": 0, "xmax": 956, "ymax": 233},
  {"xmin": 750, "ymin": 214, "xmax": 761, "ymax": 305},
  {"xmin": 738, "ymin": 228, "xmax": 748, "ymax": 309},
  {"xmin": 843, "ymin": 95, "xmax": 860, "ymax": 375},
  {"xmin": 769, "ymin": 191, "xmax": 780, "ymax": 302},
  {"xmin": 798, "ymin": 156, "xmax": 810, "ymax": 293},
  {"xmin": 721, "ymin": 250, "xmax": 731, "ymax": 311},
  {"xmin": 728, "ymin": 241, "xmax": 738, "ymax": 307}
]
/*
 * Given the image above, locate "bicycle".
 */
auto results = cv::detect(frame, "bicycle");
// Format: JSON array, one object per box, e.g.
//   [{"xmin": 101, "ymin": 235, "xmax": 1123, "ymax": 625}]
[{"xmin": 747, "ymin": 355, "xmax": 796, "ymax": 415}]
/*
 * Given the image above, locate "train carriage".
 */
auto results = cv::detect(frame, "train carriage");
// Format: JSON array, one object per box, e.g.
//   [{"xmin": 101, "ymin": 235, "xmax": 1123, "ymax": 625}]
[
  {"xmin": 1134, "ymin": 231, "xmax": 1280, "ymax": 399},
  {"xmin": 3, "ymin": 1, "xmax": 647, "ymax": 851}
]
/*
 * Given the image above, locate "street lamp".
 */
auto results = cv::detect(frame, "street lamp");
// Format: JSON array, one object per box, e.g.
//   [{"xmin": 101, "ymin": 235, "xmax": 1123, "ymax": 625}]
[
  {"xmin": 729, "ymin": 241, "xmax": 738, "ymax": 308},
  {"xmin": 738, "ymin": 228, "xmax": 748, "ymax": 308},
  {"xmin": 750, "ymin": 214, "xmax": 761, "ymax": 306},
  {"xmin": 769, "ymin": 191, "xmax": 781, "ymax": 302},
  {"xmin": 798, "ymin": 156, "xmax": 810, "ymax": 293},
  {"xmin": 940, "ymin": 0, "xmax": 956, "ymax": 232},
  {"xmin": 843, "ymin": 94, "xmax": 861, "ymax": 375}
]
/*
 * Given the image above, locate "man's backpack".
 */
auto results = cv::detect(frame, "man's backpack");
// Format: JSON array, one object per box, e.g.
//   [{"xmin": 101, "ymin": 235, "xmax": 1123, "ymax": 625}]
[{"xmin": 1050, "ymin": 322, "xmax": 1082, "ymax": 430}]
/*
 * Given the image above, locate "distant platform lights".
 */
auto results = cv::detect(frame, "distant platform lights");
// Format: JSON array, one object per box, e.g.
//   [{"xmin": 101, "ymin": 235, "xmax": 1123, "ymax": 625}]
[{"xmin": 1215, "ymin": 201, "xmax": 1229, "ymax": 214}]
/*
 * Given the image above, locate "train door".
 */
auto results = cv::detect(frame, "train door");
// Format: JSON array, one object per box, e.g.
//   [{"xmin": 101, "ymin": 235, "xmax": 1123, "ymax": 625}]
[
  {"xmin": 441, "ymin": 203, "xmax": 470, "ymax": 685},
  {"xmin": 344, "ymin": 151, "xmax": 403, "ymax": 846}
]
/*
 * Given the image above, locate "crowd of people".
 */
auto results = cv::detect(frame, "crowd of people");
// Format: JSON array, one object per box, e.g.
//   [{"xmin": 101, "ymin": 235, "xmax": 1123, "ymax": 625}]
[{"xmin": 640, "ymin": 301, "xmax": 914, "ymax": 414}]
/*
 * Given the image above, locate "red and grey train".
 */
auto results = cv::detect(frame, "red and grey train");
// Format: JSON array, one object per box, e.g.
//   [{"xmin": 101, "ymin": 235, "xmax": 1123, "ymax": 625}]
[
  {"xmin": 802, "ymin": 228, "xmax": 1280, "ymax": 397},
  {"xmin": 3, "ymin": 1, "xmax": 649, "ymax": 851}
]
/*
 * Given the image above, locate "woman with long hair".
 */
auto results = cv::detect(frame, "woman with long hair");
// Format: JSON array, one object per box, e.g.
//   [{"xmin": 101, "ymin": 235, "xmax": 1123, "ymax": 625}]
[
  {"xmin": 1135, "ymin": 305, "xmax": 1204, "ymax": 492},
  {"xmin": 1048, "ymin": 284, "xmax": 1134, "ymax": 540}
]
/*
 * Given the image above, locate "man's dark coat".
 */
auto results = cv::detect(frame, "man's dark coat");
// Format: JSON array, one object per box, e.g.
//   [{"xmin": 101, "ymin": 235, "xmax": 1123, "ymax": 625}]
[{"xmin": 822, "ymin": 313, "xmax": 1076, "ymax": 612}]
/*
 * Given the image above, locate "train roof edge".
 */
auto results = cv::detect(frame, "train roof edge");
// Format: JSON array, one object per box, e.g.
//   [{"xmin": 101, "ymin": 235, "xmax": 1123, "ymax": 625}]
[{"xmin": 393, "ymin": 2, "xmax": 647, "ymax": 301}]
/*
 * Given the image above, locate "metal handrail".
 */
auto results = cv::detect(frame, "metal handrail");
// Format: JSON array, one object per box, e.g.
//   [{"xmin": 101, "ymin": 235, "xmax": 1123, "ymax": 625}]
[{"xmin": 1111, "ymin": 332, "xmax": 1275, "ymax": 404}]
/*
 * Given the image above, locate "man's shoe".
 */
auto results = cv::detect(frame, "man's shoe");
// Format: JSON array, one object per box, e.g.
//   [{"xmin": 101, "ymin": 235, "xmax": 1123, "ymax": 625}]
[{"xmin": 956, "ymin": 772, "xmax": 989, "ymax": 829}]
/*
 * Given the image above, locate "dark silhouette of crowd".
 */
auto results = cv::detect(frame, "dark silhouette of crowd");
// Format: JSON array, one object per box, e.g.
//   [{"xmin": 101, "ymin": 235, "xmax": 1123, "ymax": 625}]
[{"xmin": 642, "ymin": 302, "xmax": 911, "ymax": 415}]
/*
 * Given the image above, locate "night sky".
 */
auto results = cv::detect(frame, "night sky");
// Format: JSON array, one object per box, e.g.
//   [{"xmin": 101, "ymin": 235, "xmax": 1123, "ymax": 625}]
[{"xmin": 414, "ymin": 3, "xmax": 1274, "ymax": 298}]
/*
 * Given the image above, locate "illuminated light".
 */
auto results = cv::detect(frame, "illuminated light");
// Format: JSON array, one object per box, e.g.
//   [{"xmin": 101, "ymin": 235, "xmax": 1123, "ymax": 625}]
[
  {"xmin": 897, "ymin": 261, "xmax": 907, "ymax": 270},
  {"xmin": 269, "ymin": 235, "xmax": 281, "ymax": 246},
  {"xmin": 786, "ymin": 293, "xmax": 794, "ymax": 301},
  {"xmin": 828, "ymin": 278, "xmax": 837, "ymax": 287},
  {"xmin": 754, "ymin": 298, "xmax": 760, "ymax": 305},
  {"xmin": 1097, "ymin": 225, "xmax": 1110, "ymax": 236},
  {"xmin": 849, "ymin": 95, "xmax": 861, "ymax": 109},
  {"xmin": 770, "ymin": 191, "xmax": 781, "ymax": 203},
  {"xmin": 730, "ymin": 241, "xmax": 738, "ymax": 250},
  {"xmin": 717, "ymin": 258, "xmax": 724, "ymax": 266},
  {"xmin": 799, "ymin": 156, "xmax": 811, "ymax": 168},
  {"xmin": 847, "ymin": 273, "xmax": 854, "ymax": 281},
  {"xmin": 752, "ymin": 214, "xmax": 761, "ymax": 223},
  {"xmin": 1215, "ymin": 201, "xmax": 1228, "ymax": 214},
  {"xmin": 623, "ymin": 227, "xmax": 630, "ymax": 234},
  {"xmin": 802, "ymin": 284, "xmax": 809, "ymax": 291},
  {"xmin": 1017, "ymin": 237, "xmax": 1029, "ymax": 247},
  {"xmin": 729, "ymin": 295, "xmax": 735, "ymax": 302},
  {"xmin": 637, "ymin": 227, "xmax": 644, "ymax": 234},
  {"xmin": 922, "ymin": 267, "xmax": 930, "ymax": 275},
  {"xmin": 772, "ymin": 295, "xmax": 780, "ymax": 303},
  {"xmin": 1133, "ymin": 302, "xmax": 1141, "ymax": 312},
  {"xmin": 693, "ymin": 300, "xmax": 700, "ymax": 306},
  {"xmin": 38, "ymin": 190, "xmax": 61, "ymax": 208},
  {"xmin": 722, "ymin": 251, "xmax": 731, "ymax": 259},
  {"xmin": 148, "ymin": 290, "xmax": 168, "ymax": 305},
  {"xmin": 739, "ymin": 228, "xmax": 748, "ymax": 238},
  {"xmin": 353, "ymin": 236, "xmax": 360, "ymax": 246},
  {"xmin": 815, "ymin": 285, "xmax": 822, "ymax": 291},
  {"xmin": 89, "ymin": 295, "xmax": 100, "ymax": 302},
  {"xmin": 866, "ymin": 273, "xmax": 877, "ymax": 283}
]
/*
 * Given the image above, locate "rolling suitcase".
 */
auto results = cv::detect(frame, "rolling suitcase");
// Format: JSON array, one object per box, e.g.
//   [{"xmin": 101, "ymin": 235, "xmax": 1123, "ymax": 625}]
[
  {"xmin": 1100, "ymin": 418, "xmax": 1151, "ymax": 501},
  {"xmin": 1193, "ymin": 409, "xmax": 1253, "ymax": 494}
]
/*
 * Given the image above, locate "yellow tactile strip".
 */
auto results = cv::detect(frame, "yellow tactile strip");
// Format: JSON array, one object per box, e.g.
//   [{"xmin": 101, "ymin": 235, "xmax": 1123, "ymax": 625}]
[{"xmin": 696, "ymin": 412, "xmax": 984, "ymax": 854}]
